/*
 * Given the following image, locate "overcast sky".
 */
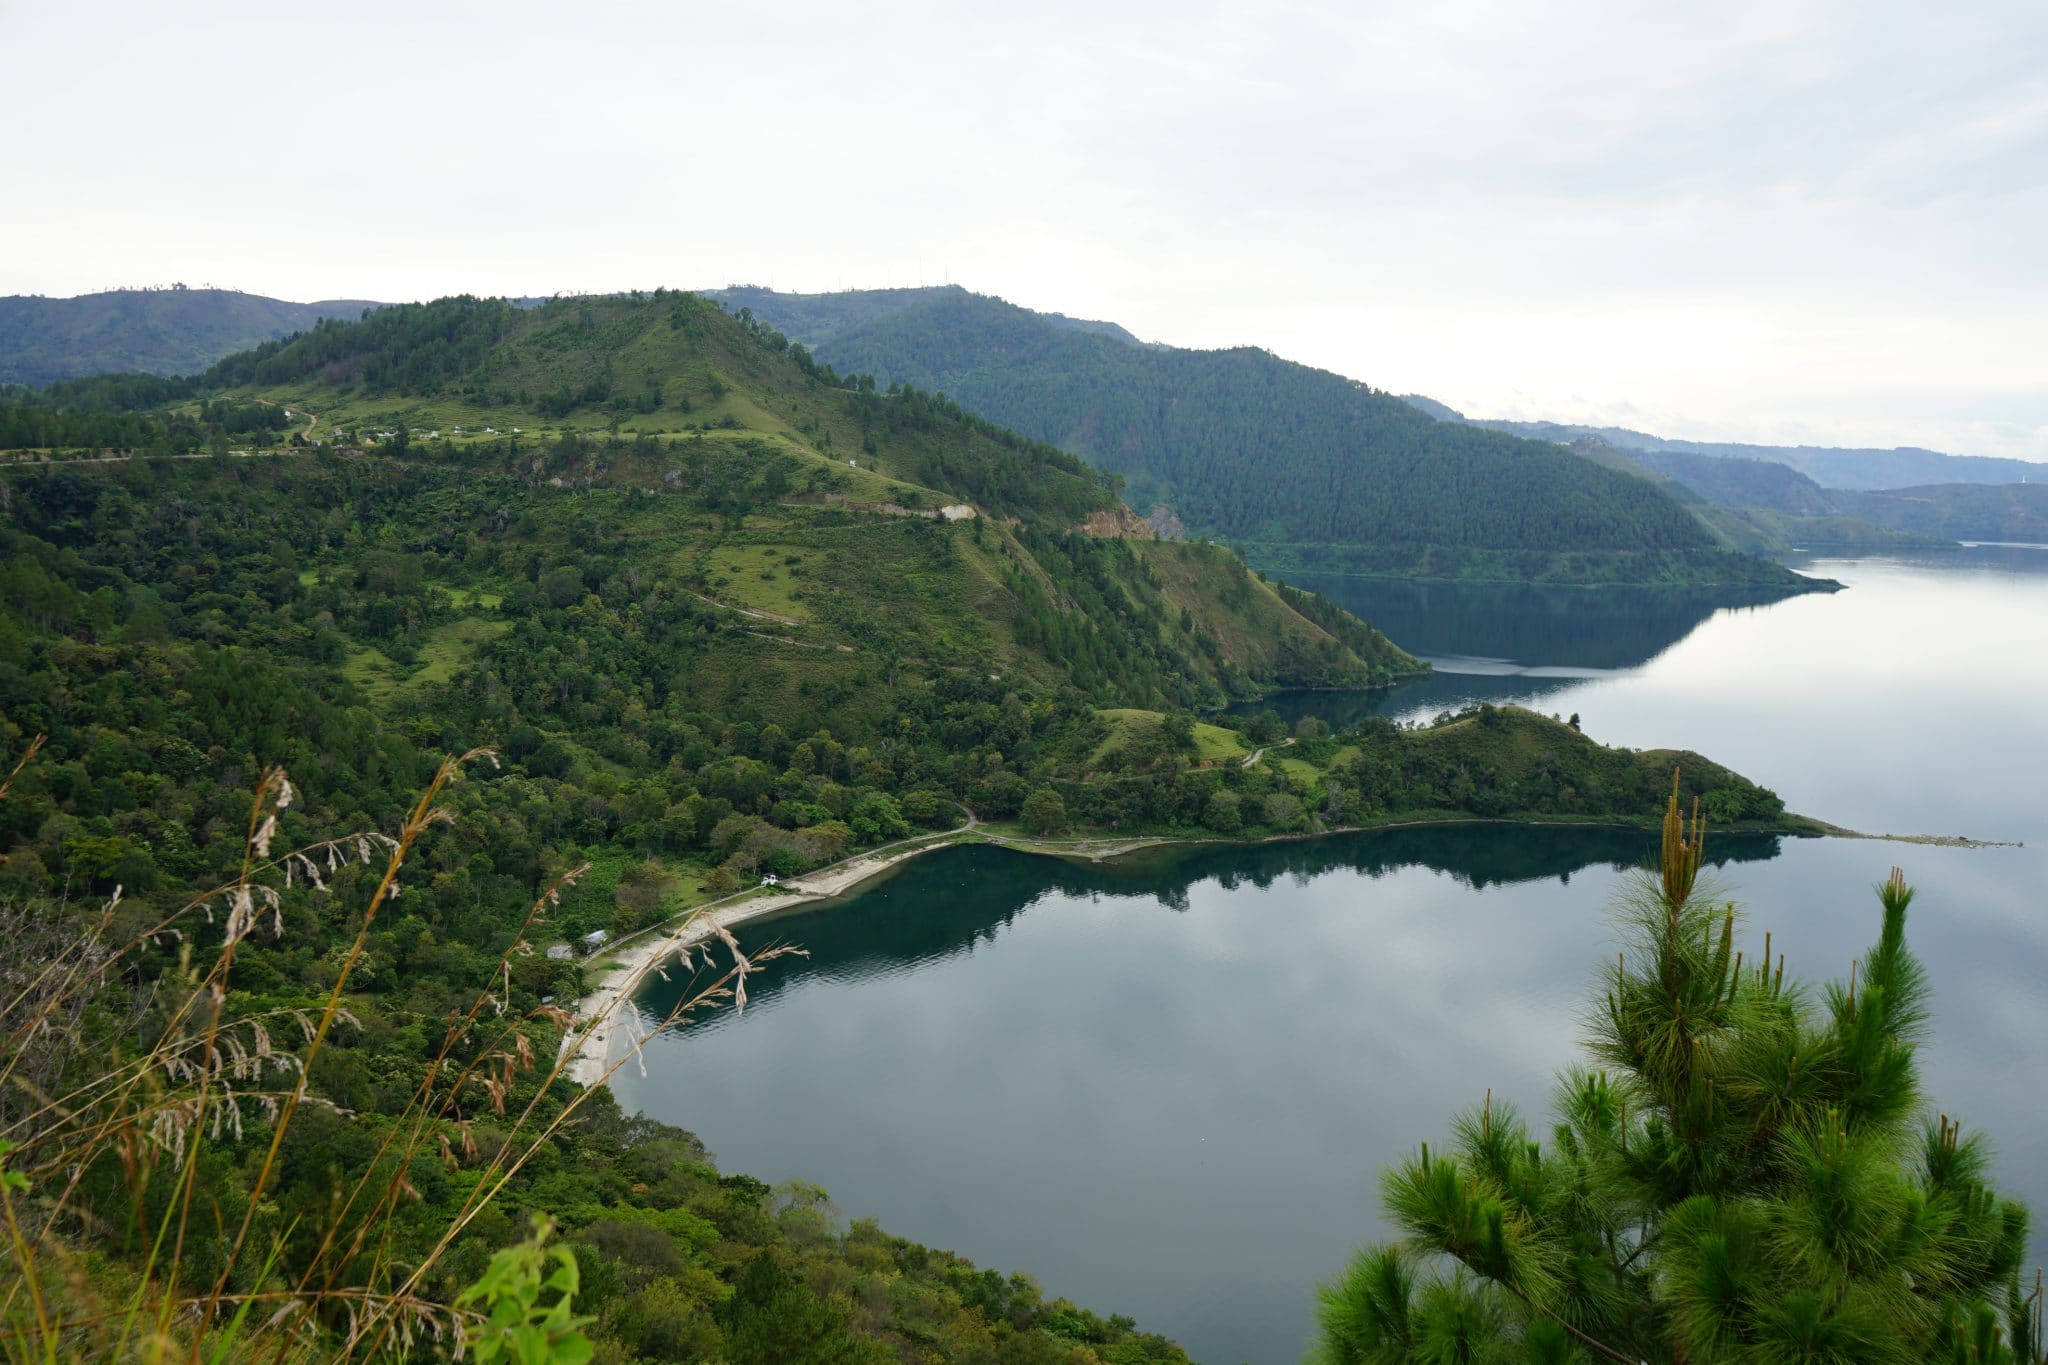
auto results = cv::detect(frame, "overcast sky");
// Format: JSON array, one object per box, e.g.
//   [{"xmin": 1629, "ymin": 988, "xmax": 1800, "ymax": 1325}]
[{"xmin": 5, "ymin": 0, "xmax": 2045, "ymax": 457}]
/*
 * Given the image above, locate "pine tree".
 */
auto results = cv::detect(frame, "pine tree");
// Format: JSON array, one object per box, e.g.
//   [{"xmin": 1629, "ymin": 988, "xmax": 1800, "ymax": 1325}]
[{"xmin": 1313, "ymin": 772, "xmax": 2041, "ymax": 1364}]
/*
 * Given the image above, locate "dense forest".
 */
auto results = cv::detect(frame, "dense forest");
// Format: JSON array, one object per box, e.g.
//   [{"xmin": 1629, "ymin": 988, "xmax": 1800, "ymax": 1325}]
[{"xmin": 710, "ymin": 287, "xmax": 1821, "ymax": 589}]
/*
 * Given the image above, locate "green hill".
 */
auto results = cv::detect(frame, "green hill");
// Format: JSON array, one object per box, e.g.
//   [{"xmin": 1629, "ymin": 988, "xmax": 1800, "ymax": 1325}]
[
  {"xmin": 0, "ymin": 286, "xmax": 378, "ymax": 386},
  {"xmin": 3, "ymin": 292, "xmax": 1421, "ymax": 706},
  {"xmin": 707, "ymin": 286, "xmax": 1825, "ymax": 590},
  {"xmin": 1835, "ymin": 480, "xmax": 2048, "ymax": 543}
]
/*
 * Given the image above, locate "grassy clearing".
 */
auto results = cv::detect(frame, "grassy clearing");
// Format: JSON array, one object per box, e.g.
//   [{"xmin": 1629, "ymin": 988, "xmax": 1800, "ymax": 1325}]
[
  {"xmin": 343, "ymin": 616, "xmax": 510, "ymax": 697},
  {"xmin": 552, "ymin": 848, "xmax": 724, "ymax": 949},
  {"xmin": 696, "ymin": 544, "xmax": 818, "ymax": 620},
  {"xmin": 1193, "ymin": 721, "xmax": 1250, "ymax": 763},
  {"xmin": 1277, "ymin": 756, "xmax": 1323, "ymax": 787},
  {"xmin": 1092, "ymin": 710, "xmax": 1253, "ymax": 767},
  {"xmin": 1093, "ymin": 708, "xmax": 1165, "ymax": 763}
]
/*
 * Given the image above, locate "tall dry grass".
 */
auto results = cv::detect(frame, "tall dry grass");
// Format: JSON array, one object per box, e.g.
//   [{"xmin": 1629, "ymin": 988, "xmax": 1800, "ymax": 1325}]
[{"xmin": 0, "ymin": 738, "xmax": 798, "ymax": 1361}]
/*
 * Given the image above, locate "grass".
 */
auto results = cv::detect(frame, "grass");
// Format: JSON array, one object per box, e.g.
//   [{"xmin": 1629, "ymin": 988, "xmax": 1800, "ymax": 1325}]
[
  {"xmin": 344, "ymin": 617, "xmax": 510, "ymax": 698},
  {"xmin": 695, "ymin": 544, "xmax": 818, "ymax": 621},
  {"xmin": 1276, "ymin": 756, "xmax": 1323, "ymax": 787},
  {"xmin": 1193, "ymin": 722, "xmax": 1250, "ymax": 763},
  {"xmin": 1092, "ymin": 711, "xmax": 1254, "ymax": 767}
]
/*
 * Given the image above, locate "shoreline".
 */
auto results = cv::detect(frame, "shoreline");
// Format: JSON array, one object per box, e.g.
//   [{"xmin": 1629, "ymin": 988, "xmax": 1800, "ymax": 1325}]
[
  {"xmin": 562, "ymin": 830, "xmax": 975, "ymax": 1086},
  {"xmin": 562, "ymin": 810, "xmax": 2021, "ymax": 1087}
]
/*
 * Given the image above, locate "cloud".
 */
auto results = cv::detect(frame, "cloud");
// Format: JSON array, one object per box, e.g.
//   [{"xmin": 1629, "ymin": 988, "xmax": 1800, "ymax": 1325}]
[{"xmin": 1, "ymin": 0, "xmax": 2042, "ymax": 455}]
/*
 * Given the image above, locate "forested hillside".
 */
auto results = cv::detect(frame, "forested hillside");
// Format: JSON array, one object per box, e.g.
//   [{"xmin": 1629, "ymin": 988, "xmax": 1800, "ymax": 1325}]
[
  {"xmin": 0, "ymin": 294, "xmax": 1812, "ymax": 1360},
  {"xmin": 0, "ymin": 287, "xmax": 377, "ymax": 386},
  {"xmin": 709, "ymin": 286, "xmax": 1822, "ymax": 589},
  {"xmin": 1837, "ymin": 480, "xmax": 2048, "ymax": 543}
]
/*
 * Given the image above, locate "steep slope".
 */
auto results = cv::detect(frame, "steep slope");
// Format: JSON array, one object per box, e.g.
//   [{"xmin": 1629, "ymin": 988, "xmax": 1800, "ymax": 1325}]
[
  {"xmin": 1633, "ymin": 450, "xmax": 1841, "ymax": 515},
  {"xmin": 0, "ymin": 287, "xmax": 377, "ymax": 385},
  {"xmin": 710, "ymin": 286, "xmax": 1820, "ymax": 590}
]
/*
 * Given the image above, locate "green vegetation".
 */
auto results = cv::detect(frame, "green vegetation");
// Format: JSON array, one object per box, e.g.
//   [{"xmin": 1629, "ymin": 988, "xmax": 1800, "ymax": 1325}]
[
  {"xmin": 0, "ymin": 754, "xmax": 1191, "ymax": 1363},
  {"xmin": 0, "ymin": 287, "xmax": 377, "ymax": 387},
  {"xmin": 710, "ymin": 287, "xmax": 1825, "ymax": 589},
  {"xmin": 1053, "ymin": 704, "xmax": 1800, "ymax": 839},
  {"xmin": 0, "ymin": 392, "xmax": 297, "ymax": 455},
  {"xmin": 1839, "ymin": 481, "xmax": 2048, "ymax": 544},
  {"xmin": 1311, "ymin": 785, "xmax": 2040, "ymax": 1364}
]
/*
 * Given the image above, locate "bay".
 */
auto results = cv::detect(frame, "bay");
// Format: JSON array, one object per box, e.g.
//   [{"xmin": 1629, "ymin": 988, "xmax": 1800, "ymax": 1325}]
[{"xmin": 620, "ymin": 548, "xmax": 2048, "ymax": 1364}]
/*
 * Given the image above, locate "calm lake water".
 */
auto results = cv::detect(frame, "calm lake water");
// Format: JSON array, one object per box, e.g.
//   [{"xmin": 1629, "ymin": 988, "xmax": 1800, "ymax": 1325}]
[{"xmin": 621, "ymin": 548, "xmax": 2048, "ymax": 1364}]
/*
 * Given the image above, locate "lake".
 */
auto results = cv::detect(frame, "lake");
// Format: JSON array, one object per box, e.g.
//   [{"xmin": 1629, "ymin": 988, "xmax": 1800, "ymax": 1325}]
[{"xmin": 618, "ymin": 548, "xmax": 2048, "ymax": 1364}]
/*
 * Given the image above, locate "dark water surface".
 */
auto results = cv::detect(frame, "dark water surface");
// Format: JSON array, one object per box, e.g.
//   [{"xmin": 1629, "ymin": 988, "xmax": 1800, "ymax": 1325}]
[{"xmin": 623, "ymin": 549, "xmax": 2048, "ymax": 1364}]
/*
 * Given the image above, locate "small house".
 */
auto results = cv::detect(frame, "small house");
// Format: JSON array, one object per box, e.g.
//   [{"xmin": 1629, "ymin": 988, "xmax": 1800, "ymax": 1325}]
[
  {"xmin": 581, "ymin": 930, "xmax": 611, "ymax": 954},
  {"xmin": 545, "ymin": 944, "xmax": 574, "ymax": 961}
]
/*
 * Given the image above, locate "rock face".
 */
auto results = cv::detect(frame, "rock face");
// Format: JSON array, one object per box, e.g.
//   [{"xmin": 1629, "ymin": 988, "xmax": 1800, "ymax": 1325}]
[
  {"xmin": 1145, "ymin": 504, "xmax": 1187, "ymax": 540},
  {"xmin": 1077, "ymin": 506, "xmax": 1156, "ymax": 538}
]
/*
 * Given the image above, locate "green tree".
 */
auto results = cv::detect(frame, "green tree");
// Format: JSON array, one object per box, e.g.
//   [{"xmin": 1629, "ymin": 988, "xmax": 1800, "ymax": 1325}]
[
  {"xmin": 1313, "ymin": 775, "xmax": 2039, "ymax": 1365},
  {"xmin": 1021, "ymin": 786, "xmax": 1067, "ymax": 836}
]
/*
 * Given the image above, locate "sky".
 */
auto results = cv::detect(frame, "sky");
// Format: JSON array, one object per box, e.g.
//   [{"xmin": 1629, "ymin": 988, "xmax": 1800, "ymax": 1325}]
[{"xmin": 4, "ymin": 0, "xmax": 2046, "ymax": 459}]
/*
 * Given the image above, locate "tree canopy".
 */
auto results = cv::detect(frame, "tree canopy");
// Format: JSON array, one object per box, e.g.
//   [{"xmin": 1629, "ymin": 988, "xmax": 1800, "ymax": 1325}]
[{"xmin": 1312, "ymin": 778, "xmax": 2039, "ymax": 1365}]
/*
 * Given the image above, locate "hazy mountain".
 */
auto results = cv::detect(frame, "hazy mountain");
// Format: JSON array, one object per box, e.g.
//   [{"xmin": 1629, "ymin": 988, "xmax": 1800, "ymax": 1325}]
[
  {"xmin": 0, "ymin": 287, "xmax": 379, "ymax": 386},
  {"xmin": 1399, "ymin": 398, "xmax": 2043, "ymax": 491},
  {"xmin": 1405, "ymin": 409, "xmax": 2048, "ymax": 545}
]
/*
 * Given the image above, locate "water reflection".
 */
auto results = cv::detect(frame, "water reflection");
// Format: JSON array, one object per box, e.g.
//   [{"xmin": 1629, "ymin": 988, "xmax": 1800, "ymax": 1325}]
[
  {"xmin": 648, "ymin": 830, "xmax": 1789, "ymax": 1018},
  {"xmin": 624, "ymin": 835, "xmax": 2047, "ymax": 1365},
  {"xmin": 1280, "ymin": 573, "xmax": 1797, "ymax": 668},
  {"xmin": 621, "ymin": 550, "xmax": 2048, "ymax": 1365}
]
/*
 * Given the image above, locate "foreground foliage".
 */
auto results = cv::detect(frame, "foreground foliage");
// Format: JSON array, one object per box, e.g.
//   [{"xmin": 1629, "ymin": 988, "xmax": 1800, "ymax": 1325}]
[
  {"xmin": 0, "ymin": 745, "xmax": 1190, "ymax": 1361},
  {"xmin": 1313, "ymin": 780, "xmax": 2041, "ymax": 1364}
]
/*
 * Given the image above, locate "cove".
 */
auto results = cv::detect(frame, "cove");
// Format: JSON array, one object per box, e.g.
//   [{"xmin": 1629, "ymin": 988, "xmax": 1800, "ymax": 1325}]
[
  {"xmin": 618, "ymin": 548, "xmax": 2048, "ymax": 1363},
  {"xmin": 620, "ymin": 833, "xmax": 2045, "ymax": 1364}
]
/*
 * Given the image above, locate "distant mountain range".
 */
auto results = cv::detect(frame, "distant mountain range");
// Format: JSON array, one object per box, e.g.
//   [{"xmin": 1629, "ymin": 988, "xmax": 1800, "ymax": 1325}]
[
  {"xmin": 707, "ymin": 285, "xmax": 1816, "ymax": 590},
  {"xmin": 11, "ymin": 282, "xmax": 2034, "ymax": 560},
  {"xmin": 0, "ymin": 288, "xmax": 380, "ymax": 387},
  {"xmin": 1399, "ymin": 398, "xmax": 2043, "ymax": 491},
  {"xmin": 1399, "ymin": 398, "xmax": 2048, "ymax": 545}
]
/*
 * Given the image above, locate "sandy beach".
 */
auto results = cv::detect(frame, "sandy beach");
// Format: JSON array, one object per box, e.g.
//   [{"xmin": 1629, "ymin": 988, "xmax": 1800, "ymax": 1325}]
[{"xmin": 561, "ymin": 832, "xmax": 973, "ymax": 1087}]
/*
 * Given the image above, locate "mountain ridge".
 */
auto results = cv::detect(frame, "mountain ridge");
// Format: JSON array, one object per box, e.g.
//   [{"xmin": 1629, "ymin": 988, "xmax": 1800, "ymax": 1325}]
[
  {"xmin": 0, "ymin": 286, "xmax": 379, "ymax": 386},
  {"xmin": 1399, "ymin": 395, "xmax": 2044, "ymax": 491},
  {"xmin": 707, "ymin": 286, "xmax": 1823, "ymax": 591}
]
